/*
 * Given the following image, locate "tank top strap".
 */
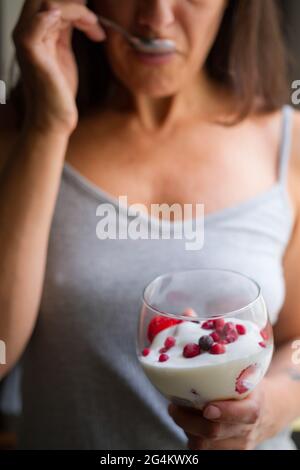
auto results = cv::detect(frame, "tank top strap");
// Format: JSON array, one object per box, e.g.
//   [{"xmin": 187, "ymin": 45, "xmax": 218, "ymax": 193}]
[{"xmin": 278, "ymin": 104, "xmax": 294, "ymax": 184}]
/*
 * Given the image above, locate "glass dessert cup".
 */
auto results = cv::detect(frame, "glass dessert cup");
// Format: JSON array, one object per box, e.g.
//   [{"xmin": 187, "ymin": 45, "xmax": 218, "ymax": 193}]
[{"xmin": 136, "ymin": 269, "xmax": 274, "ymax": 410}]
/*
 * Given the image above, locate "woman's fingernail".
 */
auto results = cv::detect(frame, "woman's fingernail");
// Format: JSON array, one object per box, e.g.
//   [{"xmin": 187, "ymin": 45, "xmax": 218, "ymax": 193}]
[{"xmin": 203, "ymin": 405, "xmax": 221, "ymax": 420}]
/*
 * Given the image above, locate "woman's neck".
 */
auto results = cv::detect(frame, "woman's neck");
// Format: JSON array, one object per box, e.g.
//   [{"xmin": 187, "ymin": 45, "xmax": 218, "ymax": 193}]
[{"xmin": 104, "ymin": 70, "xmax": 235, "ymax": 135}]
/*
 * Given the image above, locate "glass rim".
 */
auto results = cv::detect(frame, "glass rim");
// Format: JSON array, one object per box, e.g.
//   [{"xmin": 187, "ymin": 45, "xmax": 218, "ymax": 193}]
[{"xmin": 142, "ymin": 268, "xmax": 263, "ymax": 321}]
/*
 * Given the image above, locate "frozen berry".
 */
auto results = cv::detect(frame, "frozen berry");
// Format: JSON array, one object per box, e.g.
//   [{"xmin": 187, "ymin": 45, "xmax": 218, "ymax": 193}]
[
  {"xmin": 199, "ymin": 335, "xmax": 214, "ymax": 351},
  {"xmin": 183, "ymin": 343, "xmax": 201, "ymax": 358},
  {"xmin": 223, "ymin": 322, "xmax": 235, "ymax": 332},
  {"xmin": 236, "ymin": 324, "xmax": 247, "ymax": 335},
  {"xmin": 147, "ymin": 316, "xmax": 181, "ymax": 342},
  {"xmin": 202, "ymin": 320, "xmax": 215, "ymax": 330},
  {"xmin": 164, "ymin": 336, "xmax": 176, "ymax": 349},
  {"xmin": 259, "ymin": 341, "xmax": 266, "ymax": 348},
  {"xmin": 225, "ymin": 328, "xmax": 239, "ymax": 343},
  {"xmin": 214, "ymin": 318, "xmax": 225, "ymax": 329},
  {"xmin": 159, "ymin": 353, "xmax": 169, "ymax": 362},
  {"xmin": 142, "ymin": 348, "xmax": 150, "ymax": 357},
  {"xmin": 210, "ymin": 343, "xmax": 226, "ymax": 354},
  {"xmin": 210, "ymin": 331, "xmax": 221, "ymax": 342}
]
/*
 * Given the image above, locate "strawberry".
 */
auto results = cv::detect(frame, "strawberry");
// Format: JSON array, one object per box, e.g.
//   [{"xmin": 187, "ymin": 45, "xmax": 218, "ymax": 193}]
[
  {"xmin": 235, "ymin": 364, "xmax": 257, "ymax": 394},
  {"xmin": 147, "ymin": 316, "xmax": 181, "ymax": 342}
]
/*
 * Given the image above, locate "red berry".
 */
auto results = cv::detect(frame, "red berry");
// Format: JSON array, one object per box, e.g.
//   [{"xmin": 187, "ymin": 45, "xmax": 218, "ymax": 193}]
[
  {"xmin": 210, "ymin": 331, "xmax": 221, "ymax": 342},
  {"xmin": 142, "ymin": 348, "xmax": 150, "ymax": 357},
  {"xmin": 202, "ymin": 320, "xmax": 214, "ymax": 330},
  {"xmin": 223, "ymin": 322, "xmax": 235, "ymax": 332},
  {"xmin": 165, "ymin": 336, "xmax": 176, "ymax": 349},
  {"xmin": 159, "ymin": 353, "xmax": 169, "ymax": 362},
  {"xmin": 147, "ymin": 316, "xmax": 181, "ymax": 342},
  {"xmin": 183, "ymin": 343, "xmax": 201, "ymax": 358},
  {"xmin": 225, "ymin": 329, "xmax": 239, "ymax": 343},
  {"xmin": 236, "ymin": 324, "xmax": 247, "ymax": 335},
  {"xmin": 210, "ymin": 343, "xmax": 226, "ymax": 354},
  {"xmin": 259, "ymin": 341, "xmax": 266, "ymax": 348},
  {"xmin": 219, "ymin": 339, "xmax": 228, "ymax": 345},
  {"xmin": 214, "ymin": 318, "xmax": 225, "ymax": 329},
  {"xmin": 159, "ymin": 347, "xmax": 168, "ymax": 353},
  {"xmin": 235, "ymin": 364, "xmax": 257, "ymax": 394}
]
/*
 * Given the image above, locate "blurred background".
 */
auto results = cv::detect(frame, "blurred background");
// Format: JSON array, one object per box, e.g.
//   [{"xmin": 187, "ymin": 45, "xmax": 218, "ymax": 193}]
[{"xmin": 0, "ymin": 0, "xmax": 300, "ymax": 450}]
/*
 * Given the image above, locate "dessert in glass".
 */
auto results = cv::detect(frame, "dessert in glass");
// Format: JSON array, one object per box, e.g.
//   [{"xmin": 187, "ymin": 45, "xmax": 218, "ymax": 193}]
[{"xmin": 136, "ymin": 269, "xmax": 273, "ymax": 410}]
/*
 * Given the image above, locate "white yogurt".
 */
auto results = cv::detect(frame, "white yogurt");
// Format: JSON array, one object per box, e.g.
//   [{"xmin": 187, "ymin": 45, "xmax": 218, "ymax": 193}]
[{"xmin": 139, "ymin": 319, "xmax": 273, "ymax": 409}]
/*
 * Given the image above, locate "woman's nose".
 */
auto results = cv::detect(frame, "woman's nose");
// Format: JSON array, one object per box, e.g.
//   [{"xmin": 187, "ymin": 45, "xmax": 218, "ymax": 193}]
[{"xmin": 137, "ymin": 0, "xmax": 175, "ymax": 34}]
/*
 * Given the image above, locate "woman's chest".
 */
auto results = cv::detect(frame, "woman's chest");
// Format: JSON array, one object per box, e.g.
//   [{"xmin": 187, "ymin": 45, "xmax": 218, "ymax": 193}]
[{"xmin": 66, "ymin": 117, "xmax": 279, "ymax": 217}]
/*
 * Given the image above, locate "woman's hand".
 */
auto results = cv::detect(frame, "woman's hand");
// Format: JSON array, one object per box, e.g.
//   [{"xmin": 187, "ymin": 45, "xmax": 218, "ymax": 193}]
[
  {"xmin": 13, "ymin": 0, "xmax": 106, "ymax": 134},
  {"xmin": 168, "ymin": 378, "xmax": 281, "ymax": 450}
]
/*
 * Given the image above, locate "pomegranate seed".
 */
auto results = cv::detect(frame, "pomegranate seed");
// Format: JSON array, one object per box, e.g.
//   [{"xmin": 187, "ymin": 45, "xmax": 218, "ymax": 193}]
[
  {"xmin": 210, "ymin": 331, "xmax": 221, "ymax": 342},
  {"xmin": 183, "ymin": 343, "xmax": 201, "ymax": 358},
  {"xmin": 210, "ymin": 343, "xmax": 226, "ymax": 355},
  {"xmin": 159, "ymin": 353, "xmax": 169, "ymax": 362},
  {"xmin": 259, "ymin": 341, "xmax": 266, "ymax": 348},
  {"xmin": 214, "ymin": 318, "xmax": 225, "ymax": 329},
  {"xmin": 236, "ymin": 324, "xmax": 247, "ymax": 335},
  {"xmin": 202, "ymin": 320, "xmax": 214, "ymax": 330},
  {"xmin": 142, "ymin": 348, "xmax": 150, "ymax": 357},
  {"xmin": 164, "ymin": 336, "xmax": 176, "ymax": 349}
]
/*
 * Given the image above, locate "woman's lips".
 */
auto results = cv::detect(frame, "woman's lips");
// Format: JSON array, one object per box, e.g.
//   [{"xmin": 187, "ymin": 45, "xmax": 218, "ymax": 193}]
[{"xmin": 132, "ymin": 49, "xmax": 177, "ymax": 65}]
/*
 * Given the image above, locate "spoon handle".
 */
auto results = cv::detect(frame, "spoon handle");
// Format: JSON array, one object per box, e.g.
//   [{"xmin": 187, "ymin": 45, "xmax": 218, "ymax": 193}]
[{"xmin": 97, "ymin": 15, "xmax": 132, "ymax": 42}]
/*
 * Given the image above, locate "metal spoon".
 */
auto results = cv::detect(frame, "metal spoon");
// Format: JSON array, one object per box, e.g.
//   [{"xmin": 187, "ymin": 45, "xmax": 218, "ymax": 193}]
[{"xmin": 97, "ymin": 15, "xmax": 177, "ymax": 55}]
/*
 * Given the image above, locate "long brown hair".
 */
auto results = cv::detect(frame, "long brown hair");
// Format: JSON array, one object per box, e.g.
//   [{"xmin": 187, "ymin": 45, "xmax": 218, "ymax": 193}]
[{"xmin": 9, "ymin": 0, "xmax": 290, "ymax": 127}]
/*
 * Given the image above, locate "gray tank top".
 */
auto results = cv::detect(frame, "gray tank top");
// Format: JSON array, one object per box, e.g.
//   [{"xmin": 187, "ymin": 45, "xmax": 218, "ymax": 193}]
[{"xmin": 15, "ymin": 104, "xmax": 297, "ymax": 449}]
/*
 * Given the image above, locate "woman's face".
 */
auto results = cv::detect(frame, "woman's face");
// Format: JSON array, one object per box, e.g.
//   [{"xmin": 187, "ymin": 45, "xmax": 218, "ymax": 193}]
[{"xmin": 92, "ymin": 0, "xmax": 228, "ymax": 97}]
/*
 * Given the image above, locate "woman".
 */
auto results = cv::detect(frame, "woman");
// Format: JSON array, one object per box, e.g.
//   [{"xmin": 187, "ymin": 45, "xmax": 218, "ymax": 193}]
[{"xmin": 0, "ymin": 0, "xmax": 300, "ymax": 450}]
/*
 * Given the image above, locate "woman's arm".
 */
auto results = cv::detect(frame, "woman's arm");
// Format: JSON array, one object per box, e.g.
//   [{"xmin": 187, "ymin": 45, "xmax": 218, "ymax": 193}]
[
  {"xmin": 167, "ymin": 111, "xmax": 300, "ymax": 450},
  {"xmin": 0, "ymin": 0, "xmax": 105, "ymax": 380}
]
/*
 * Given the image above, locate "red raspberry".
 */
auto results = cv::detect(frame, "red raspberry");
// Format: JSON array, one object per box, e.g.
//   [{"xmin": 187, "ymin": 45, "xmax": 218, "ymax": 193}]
[
  {"xmin": 210, "ymin": 343, "xmax": 226, "ymax": 354},
  {"xmin": 147, "ymin": 316, "xmax": 181, "ymax": 342},
  {"xmin": 223, "ymin": 322, "xmax": 235, "ymax": 332},
  {"xmin": 214, "ymin": 318, "xmax": 225, "ymax": 329},
  {"xmin": 202, "ymin": 320, "xmax": 215, "ymax": 330},
  {"xmin": 164, "ymin": 336, "xmax": 176, "ymax": 349},
  {"xmin": 183, "ymin": 343, "xmax": 201, "ymax": 358},
  {"xmin": 236, "ymin": 324, "xmax": 247, "ymax": 335},
  {"xmin": 159, "ymin": 353, "xmax": 169, "ymax": 362},
  {"xmin": 210, "ymin": 331, "xmax": 221, "ymax": 342},
  {"xmin": 142, "ymin": 348, "xmax": 150, "ymax": 357}
]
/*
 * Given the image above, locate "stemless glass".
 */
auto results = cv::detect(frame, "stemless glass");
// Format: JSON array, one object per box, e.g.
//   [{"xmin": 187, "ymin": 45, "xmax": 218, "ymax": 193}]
[{"xmin": 136, "ymin": 269, "xmax": 274, "ymax": 410}]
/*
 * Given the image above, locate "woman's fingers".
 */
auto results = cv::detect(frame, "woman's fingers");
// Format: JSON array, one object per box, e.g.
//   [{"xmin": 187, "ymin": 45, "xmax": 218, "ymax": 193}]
[
  {"xmin": 14, "ymin": 0, "xmax": 106, "ymax": 47},
  {"xmin": 203, "ymin": 395, "xmax": 260, "ymax": 425},
  {"xmin": 168, "ymin": 404, "xmax": 221, "ymax": 439},
  {"xmin": 168, "ymin": 403, "xmax": 251, "ymax": 440},
  {"xmin": 43, "ymin": 1, "xmax": 106, "ymax": 41}
]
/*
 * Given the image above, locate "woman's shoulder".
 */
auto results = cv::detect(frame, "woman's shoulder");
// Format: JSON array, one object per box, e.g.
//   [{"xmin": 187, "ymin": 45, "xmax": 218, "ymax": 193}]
[{"xmin": 286, "ymin": 107, "xmax": 300, "ymax": 221}]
